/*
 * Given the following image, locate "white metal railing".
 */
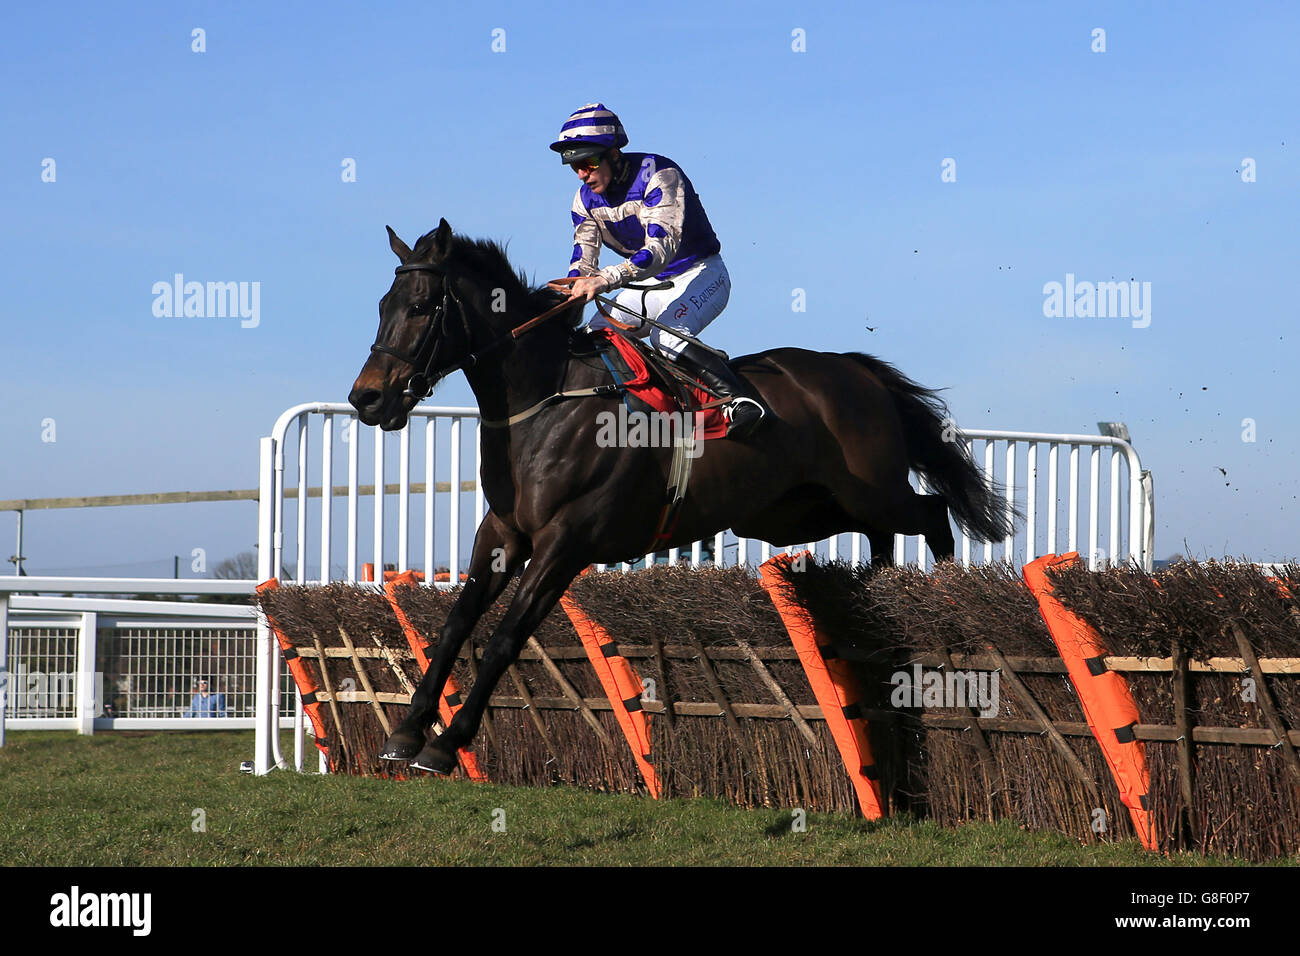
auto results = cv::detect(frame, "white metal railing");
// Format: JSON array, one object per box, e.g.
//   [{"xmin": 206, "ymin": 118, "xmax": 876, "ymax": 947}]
[
  {"xmin": 257, "ymin": 403, "xmax": 486, "ymax": 588},
  {"xmin": 953, "ymin": 430, "xmax": 1153, "ymax": 572},
  {"xmin": 0, "ymin": 580, "xmax": 298, "ymax": 751},
  {"xmin": 255, "ymin": 404, "xmax": 1154, "ymax": 583}
]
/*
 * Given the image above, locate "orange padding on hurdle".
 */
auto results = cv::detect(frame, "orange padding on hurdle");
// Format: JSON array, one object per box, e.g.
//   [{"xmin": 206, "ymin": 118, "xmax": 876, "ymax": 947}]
[
  {"xmin": 382, "ymin": 571, "xmax": 487, "ymax": 782},
  {"xmin": 759, "ymin": 553, "xmax": 886, "ymax": 820},
  {"xmin": 1023, "ymin": 553, "xmax": 1155, "ymax": 850},
  {"xmin": 256, "ymin": 578, "xmax": 330, "ymax": 760},
  {"xmin": 560, "ymin": 570, "xmax": 661, "ymax": 798}
]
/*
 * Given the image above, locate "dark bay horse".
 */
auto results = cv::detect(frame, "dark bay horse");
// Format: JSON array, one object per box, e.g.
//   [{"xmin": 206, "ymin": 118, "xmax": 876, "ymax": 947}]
[{"xmin": 349, "ymin": 220, "xmax": 1014, "ymax": 773}]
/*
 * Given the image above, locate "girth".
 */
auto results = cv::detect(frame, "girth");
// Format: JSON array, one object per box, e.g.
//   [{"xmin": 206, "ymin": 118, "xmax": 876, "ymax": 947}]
[{"xmin": 587, "ymin": 325, "xmax": 720, "ymax": 557}]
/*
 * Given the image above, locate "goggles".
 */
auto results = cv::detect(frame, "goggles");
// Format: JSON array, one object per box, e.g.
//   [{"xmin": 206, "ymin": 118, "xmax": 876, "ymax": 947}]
[{"xmin": 569, "ymin": 153, "xmax": 604, "ymax": 173}]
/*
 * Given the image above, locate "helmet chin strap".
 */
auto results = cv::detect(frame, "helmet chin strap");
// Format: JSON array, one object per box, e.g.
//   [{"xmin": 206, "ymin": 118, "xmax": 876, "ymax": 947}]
[{"xmin": 610, "ymin": 151, "xmax": 632, "ymax": 187}]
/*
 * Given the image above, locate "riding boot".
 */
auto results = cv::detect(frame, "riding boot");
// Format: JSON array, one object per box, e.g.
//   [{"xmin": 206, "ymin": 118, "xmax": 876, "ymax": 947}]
[{"xmin": 672, "ymin": 342, "xmax": 768, "ymax": 440}]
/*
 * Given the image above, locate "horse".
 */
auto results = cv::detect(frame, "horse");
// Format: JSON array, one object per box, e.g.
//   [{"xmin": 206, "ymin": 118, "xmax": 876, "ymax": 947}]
[{"xmin": 348, "ymin": 219, "xmax": 1014, "ymax": 773}]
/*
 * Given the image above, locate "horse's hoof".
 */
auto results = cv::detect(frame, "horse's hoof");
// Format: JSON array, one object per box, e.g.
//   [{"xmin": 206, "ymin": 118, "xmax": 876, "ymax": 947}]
[
  {"xmin": 411, "ymin": 743, "xmax": 457, "ymax": 775},
  {"xmin": 378, "ymin": 729, "xmax": 425, "ymax": 761}
]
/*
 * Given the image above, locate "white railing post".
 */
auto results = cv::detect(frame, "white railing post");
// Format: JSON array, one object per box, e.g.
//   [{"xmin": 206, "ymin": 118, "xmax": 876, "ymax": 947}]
[
  {"xmin": 76, "ymin": 611, "xmax": 97, "ymax": 735},
  {"xmin": 297, "ymin": 418, "xmax": 309, "ymax": 583},
  {"xmin": 1068, "ymin": 445, "xmax": 1080, "ymax": 554},
  {"xmin": 272, "ymin": 429, "xmax": 286, "ymax": 583},
  {"xmin": 449, "ymin": 418, "xmax": 462, "ymax": 581},
  {"xmin": 983, "ymin": 441, "xmax": 995, "ymax": 564},
  {"xmin": 1026, "ymin": 442, "xmax": 1038, "ymax": 563},
  {"xmin": 293, "ymin": 688, "xmax": 305, "ymax": 772},
  {"xmin": 320, "ymin": 414, "xmax": 333, "ymax": 585},
  {"xmin": 1047, "ymin": 443, "xmax": 1059, "ymax": 556},
  {"xmin": 1004, "ymin": 442, "xmax": 1016, "ymax": 563},
  {"xmin": 398, "ymin": 424, "xmax": 411, "ymax": 574},
  {"xmin": 373, "ymin": 428, "xmax": 385, "ymax": 577},
  {"xmin": 425, "ymin": 418, "xmax": 436, "ymax": 577},
  {"xmin": 347, "ymin": 417, "xmax": 359, "ymax": 582},
  {"xmin": 255, "ymin": 435, "xmax": 276, "ymax": 775},
  {"xmin": 1089, "ymin": 445, "xmax": 1100, "ymax": 569},
  {"xmin": 0, "ymin": 596, "xmax": 8, "ymax": 747},
  {"xmin": 961, "ymin": 439, "xmax": 974, "ymax": 567},
  {"xmin": 1141, "ymin": 470, "xmax": 1155, "ymax": 571},
  {"xmin": 1109, "ymin": 447, "xmax": 1121, "ymax": 565}
]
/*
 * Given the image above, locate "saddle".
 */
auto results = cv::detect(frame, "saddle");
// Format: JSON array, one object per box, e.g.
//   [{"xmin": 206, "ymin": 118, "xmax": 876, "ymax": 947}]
[{"xmin": 569, "ymin": 327, "xmax": 729, "ymax": 440}]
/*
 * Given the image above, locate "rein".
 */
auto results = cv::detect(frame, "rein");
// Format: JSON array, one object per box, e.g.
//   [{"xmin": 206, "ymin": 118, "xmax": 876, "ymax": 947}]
[
  {"xmin": 370, "ymin": 264, "xmax": 722, "ymax": 429},
  {"xmin": 592, "ymin": 289, "xmax": 730, "ymax": 360}
]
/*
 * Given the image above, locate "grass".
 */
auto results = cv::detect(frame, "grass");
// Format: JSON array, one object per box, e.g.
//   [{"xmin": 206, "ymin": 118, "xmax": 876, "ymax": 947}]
[{"xmin": 0, "ymin": 731, "xmax": 1286, "ymax": 866}]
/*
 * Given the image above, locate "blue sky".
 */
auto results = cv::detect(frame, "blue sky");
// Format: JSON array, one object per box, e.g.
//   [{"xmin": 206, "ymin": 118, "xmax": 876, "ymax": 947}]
[{"xmin": 3, "ymin": 0, "xmax": 1298, "ymax": 574}]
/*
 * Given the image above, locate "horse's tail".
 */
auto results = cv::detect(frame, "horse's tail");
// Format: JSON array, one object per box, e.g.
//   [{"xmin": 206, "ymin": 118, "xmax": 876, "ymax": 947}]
[{"xmin": 847, "ymin": 353, "xmax": 1017, "ymax": 543}]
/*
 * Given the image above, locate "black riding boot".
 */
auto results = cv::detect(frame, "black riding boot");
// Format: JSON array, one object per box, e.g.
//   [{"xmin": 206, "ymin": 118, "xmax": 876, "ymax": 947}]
[{"xmin": 672, "ymin": 342, "xmax": 768, "ymax": 440}]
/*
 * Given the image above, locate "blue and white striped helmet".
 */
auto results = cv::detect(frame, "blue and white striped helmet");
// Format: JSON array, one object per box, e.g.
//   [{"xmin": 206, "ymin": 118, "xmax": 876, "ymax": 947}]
[{"xmin": 549, "ymin": 103, "xmax": 628, "ymax": 164}]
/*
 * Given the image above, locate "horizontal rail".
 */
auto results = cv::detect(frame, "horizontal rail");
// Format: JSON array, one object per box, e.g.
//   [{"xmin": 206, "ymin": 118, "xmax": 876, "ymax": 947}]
[
  {"xmin": 3, "ymin": 717, "xmax": 301, "ymax": 732},
  {"xmin": 0, "ymin": 578, "xmax": 258, "ymax": 595},
  {"xmin": 313, "ymin": 643, "xmax": 1297, "ymax": 675},
  {"xmin": 290, "ymin": 697, "xmax": 1300, "ymax": 746},
  {"xmin": 7, "ymin": 595, "xmax": 258, "ymax": 617},
  {"xmin": 268, "ymin": 402, "xmax": 479, "ymax": 455},
  {"xmin": 0, "ymin": 490, "xmax": 261, "ymax": 511},
  {"xmin": 0, "ymin": 482, "xmax": 479, "ymax": 513}
]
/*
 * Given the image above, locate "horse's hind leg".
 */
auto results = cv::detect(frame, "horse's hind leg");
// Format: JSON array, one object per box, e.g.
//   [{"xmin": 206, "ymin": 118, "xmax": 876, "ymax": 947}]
[
  {"xmin": 380, "ymin": 511, "xmax": 529, "ymax": 760},
  {"xmin": 918, "ymin": 493, "xmax": 955, "ymax": 563},
  {"xmin": 841, "ymin": 481, "xmax": 956, "ymax": 567}
]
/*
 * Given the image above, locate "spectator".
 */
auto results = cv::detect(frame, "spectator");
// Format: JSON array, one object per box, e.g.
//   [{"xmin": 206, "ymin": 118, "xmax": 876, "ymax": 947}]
[{"xmin": 184, "ymin": 678, "xmax": 227, "ymax": 717}]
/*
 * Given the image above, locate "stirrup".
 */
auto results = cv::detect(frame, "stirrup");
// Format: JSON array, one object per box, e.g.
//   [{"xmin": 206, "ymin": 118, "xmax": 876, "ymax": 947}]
[{"xmin": 723, "ymin": 396, "xmax": 766, "ymax": 438}]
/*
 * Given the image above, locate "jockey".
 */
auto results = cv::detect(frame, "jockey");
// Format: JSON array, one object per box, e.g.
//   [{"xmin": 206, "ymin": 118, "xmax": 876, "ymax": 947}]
[{"xmin": 551, "ymin": 102, "xmax": 767, "ymax": 440}]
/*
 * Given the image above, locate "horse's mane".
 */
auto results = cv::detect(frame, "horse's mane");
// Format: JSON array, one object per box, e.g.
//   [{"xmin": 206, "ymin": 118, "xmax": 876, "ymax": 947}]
[{"xmin": 415, "ymin": 229, "xmax": 566, "ymax": 315}]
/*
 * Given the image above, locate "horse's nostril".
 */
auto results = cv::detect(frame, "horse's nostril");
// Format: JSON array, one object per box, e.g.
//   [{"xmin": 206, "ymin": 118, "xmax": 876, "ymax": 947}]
[{"xmin": 349, "ymin": 386, "xmax": 382, "ymax": 413}]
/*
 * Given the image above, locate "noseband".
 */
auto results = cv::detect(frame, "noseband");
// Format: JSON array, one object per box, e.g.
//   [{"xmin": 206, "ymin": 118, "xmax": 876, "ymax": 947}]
[{"xmin": 369, "ymin": 261, "xmax": 469, "ymax": 400}]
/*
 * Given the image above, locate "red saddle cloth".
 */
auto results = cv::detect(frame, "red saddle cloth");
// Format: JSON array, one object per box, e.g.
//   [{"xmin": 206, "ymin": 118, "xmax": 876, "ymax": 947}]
[{"xmin": 596, "ymin": 329, "xmax": 728, "ymax": 440}]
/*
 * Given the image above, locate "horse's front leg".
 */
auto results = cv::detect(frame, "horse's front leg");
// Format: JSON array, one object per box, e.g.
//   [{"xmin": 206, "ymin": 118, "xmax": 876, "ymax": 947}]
[
  {"xmin": 379, "ymin": 511, "xmax": 529, "ymax": 760},
  {"xmin": 867, "ymin": 530, "xmax": 895, "ymax": 569},
  {"xmin": 411, "ymin": 534, "xmax": 587, "ymax": 773}
]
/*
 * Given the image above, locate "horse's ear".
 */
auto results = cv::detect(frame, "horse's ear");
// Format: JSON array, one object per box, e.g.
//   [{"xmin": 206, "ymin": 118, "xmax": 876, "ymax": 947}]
[
  {"xmin": 411, "ymin": 218, "xmax": 455, "ymax": 264},
  {"xmin": 387, "ymin": 225, "xmax": 413, "ymax": 262},
  {"xmin": 432, "ymin": 217, "xmax": 453, "ymax": 260}
]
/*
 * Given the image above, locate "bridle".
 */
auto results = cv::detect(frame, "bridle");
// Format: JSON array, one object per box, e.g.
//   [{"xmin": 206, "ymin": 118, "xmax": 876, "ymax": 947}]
[
  {"xmin": 368, "ymin": 259, "xmax": 591, "ymax": 403},
  {"xmin": 369, "ymin": 261, "xmax": 470, "ymax": 400}
]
